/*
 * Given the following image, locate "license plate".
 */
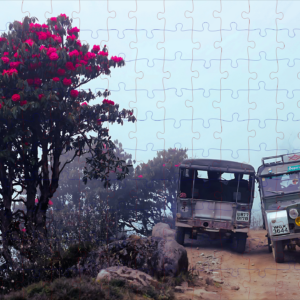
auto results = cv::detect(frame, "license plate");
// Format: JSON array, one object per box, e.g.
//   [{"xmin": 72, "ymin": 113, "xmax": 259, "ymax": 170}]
[
  {"xmin": 236, "ymin": 211, "xmax": 249, "ymax": 222},
  {"xmin": 271, "ymin": 224, "xmax": 289, "ymax": 235}
]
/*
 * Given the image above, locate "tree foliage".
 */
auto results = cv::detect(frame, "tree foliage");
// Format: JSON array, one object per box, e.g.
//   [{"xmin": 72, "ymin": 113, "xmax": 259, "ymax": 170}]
[{"xmin": 0, "ymin": 14, "xmax": 135, "ymax": 275}]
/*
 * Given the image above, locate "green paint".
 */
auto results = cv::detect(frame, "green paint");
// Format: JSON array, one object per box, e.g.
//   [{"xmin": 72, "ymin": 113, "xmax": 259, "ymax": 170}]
[{"xmin": 288, "ymin": 165, "xmax": 300, "ymax": 172}]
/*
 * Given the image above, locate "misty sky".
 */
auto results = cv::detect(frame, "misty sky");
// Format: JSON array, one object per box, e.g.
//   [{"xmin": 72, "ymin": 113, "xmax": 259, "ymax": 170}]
[{"xmin": 1, "ymin": 1, "xmax": 300, "ymax": 220}]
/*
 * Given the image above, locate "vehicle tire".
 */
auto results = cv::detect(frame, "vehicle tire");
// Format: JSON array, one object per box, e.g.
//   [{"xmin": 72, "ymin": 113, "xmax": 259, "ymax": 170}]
[
  {"xmin": 175, "ymin": 226, "xmax": 185, "ymax": 245},
  {"xmin": 287, "ymin": 244, "xmax": 296, "ymax": 251},
  {"xmin": 268, "ymin": 236, "xmax": 272, "ymax": 253},
  {"xmin": 272, "ymin": 240, "xmax": 284, "ymax": 263},
  {"xmin": 231, "ymin": 233, "xmax": 247, "ymax": 254}
]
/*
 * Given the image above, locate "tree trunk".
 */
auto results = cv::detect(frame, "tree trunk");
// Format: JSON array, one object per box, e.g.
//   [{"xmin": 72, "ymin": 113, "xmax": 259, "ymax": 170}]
[{"xmin": 0, "ymin": 209, "xmax": 15, "ymax": 272}]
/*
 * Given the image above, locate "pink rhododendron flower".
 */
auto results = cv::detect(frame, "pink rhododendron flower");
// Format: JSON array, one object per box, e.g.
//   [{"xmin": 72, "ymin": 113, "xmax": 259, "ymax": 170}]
[
  {"xmin": 98, "ymin": 51, "xmax": 108, "ymax": 56},
  {"xmin": 76, "ymin": 40, "xmax": 82, "ymax": 47},
  {"xmin": 13, "ymin": 52, "xmax": 19, "ymax": 58},
  {"xmin": 79, "ymin": 60, "xmax": 87, "ymax": 65},
  {"xmin": 67, "ymin": 35, "xmax": 76, "ymax": 41},
  {"xmin": 103, "ymin": 99, "xmax": 114, "ymax": 105},
  {"xmin": 63, "ymin": 78, "xmax": 72, "ymax": 86},
  {"xmin": 57, "ymin": 68, "xmax": 65, "ymax": 76},
  {"xmin": 65, "ymin": 62, "xmax": 75, "ymax": 71},
  {"xmin": 3, "ymin": 52, "xmax": 8, "ymax": 56},
  {"xmin": 1, "ymin": 57, "xmax": 9, "ymax": 63},
  {"xmin": 37, "ymin": 32, "xmax": 48, "ymax": 40},
  {"xmin": 111, "ymin": 56, "xmax": 123, "ymax": 62},
  {"xmin": 47, "ymin": 47, "xmax": 57, "ymax": 55},
  {"xmin": 42, "ymin": 24, "xmax": 49, "ymax": 29},
  {"xmin": 75, "ymin": 63, "xmax": 82, "ymax": 68},
  {"xmin": 46, "ymin": 31, "xmax": 52, "ymax": 38},
  {"xmin": 53, "ymin": 77, "xmax": 60, "ymax": 82},
  {"xmin": 69, "ymin": 50, "xmax": 79, "ymax": 57},
  {"xmin": 68, "ymin": 27, "xmax": 80, "ymax": 34},
  {"xmin": 0, "ymin": 37, "xmax": 7, "ymax": 42},
  {"xmin": 12, "ymin": 94, "xmax": 20, "ymax": 102},
  {"xmin": 38, "ymin": 94, "xmax": 44, "ymax": 100},
  {"xmin": 81, "ymin": 102, "xmax": 88, "ymax": 106},
  {"xmin": 22, "ymin": 228, "xmax": 26, "ymax": 232},
  {"xmin": 85, "ymin": 66, "xmax": 92, "ymax": 72},
  {"xmin": 3, "ymin": 68, "xmax": 18, "ymax": 76},
  {"xmin": 70, "ymin": 90, "xmax": 79, "ymax": 98},
  {"xmin": 34, "ymin": 78, "xmax": 42, "ymax": 86},
  {"xmin": 84, "ymin": 52, "xmax": 96, "ymax": 60},
  {"xmin": 0, "ymin": 103, "xmax": 2, "ymax": 109},
  {"xmin": 60, "ymin": 14, "xmax": 67, "ymax": 19},
  {"xmin": 92, "ymin": 45, "xmax": 100, "ymax": 52},
  {"xmin": 50, "ymin": 17, "xmax": 57, "ymax": 22},
  {"xmin": 138, "ymin": 175, "xmax": 143, "ymax": 178},
  {"xmin": 29, "ymin": 62, "xmax": 41, "ymax": 70},
  {"xmin": 27, "ymin": 79, "xmax": 33, "ymax": 85},
  {"xmin": 52, "ymin": 35, "xmax": 62, "ymax": 43},
  {"xmin": 29, "ymin": 23, "xmax": 41, "ymax": 29},
  {"xmin": 20, "ymin": 100, "xmax": 27, "ymax": 106},
  {"xmin": 49, "ymin": 52, "xmax": 59, "ymax": 60},
  {"xmin": 35, "ymin": 198, "xmax": 39, "ymax": 203},
  {"xmin": 24, "ymin": 39, "xmax": 34, "ymax": 46},
  {"xmin": 49, "ymin": 200, "xmax": 53, "ymax": 205},
  {"xmin": 39, "ymin": 45, "xmax": 47, "ymax": 51},
  {"xmin": 54, "ymin": 25, "xmax": 59, "ymax": 31}
]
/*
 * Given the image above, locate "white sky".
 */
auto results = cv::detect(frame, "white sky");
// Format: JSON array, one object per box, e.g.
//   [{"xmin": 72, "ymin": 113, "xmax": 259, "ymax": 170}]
[{"xmin": 1, "ymin": 0, "xmax": 300, "ymax": 225}]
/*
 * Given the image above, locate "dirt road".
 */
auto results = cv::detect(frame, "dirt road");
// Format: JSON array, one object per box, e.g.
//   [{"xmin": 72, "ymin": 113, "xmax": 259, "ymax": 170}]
[{"xmin": 174, "ymin": 229, "xmax": 300, "ymax": 300}]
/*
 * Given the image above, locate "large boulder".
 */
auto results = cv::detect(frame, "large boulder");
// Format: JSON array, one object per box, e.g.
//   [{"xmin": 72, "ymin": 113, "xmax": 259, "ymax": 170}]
[
  {"xmin": 152, "ymin": 222, "xmax": 176, "ymax": 240},
  {"xmin": 96, "ymin": 266, "xmax": 159, "ymax": 288},
  {"xmin": 74, "ymin": 231, "xmax": 188, "ymax": 279}
]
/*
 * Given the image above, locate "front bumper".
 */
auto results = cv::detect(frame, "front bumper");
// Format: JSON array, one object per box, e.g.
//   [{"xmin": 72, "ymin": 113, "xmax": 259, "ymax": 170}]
[
  {"xmin": 271, "ymin": 232, "xmax": 300, "ymax": 242},
  {"xmin": 176, "ymin": 219, "xmax": 248, "ymax": 232}
]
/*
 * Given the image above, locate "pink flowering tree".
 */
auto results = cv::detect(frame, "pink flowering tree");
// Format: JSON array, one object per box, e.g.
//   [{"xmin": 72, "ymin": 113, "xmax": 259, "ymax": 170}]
[{"xmin": 0, "ymin": 15, "xmax": 135, "ymax": 271}]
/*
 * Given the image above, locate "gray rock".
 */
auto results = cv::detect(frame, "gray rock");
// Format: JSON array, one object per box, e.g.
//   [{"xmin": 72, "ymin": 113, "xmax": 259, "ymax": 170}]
[
  {"xmin": 175, "ymin": 286, "xmax": 185, "ymax": 293},
  {"xmin": 96, "ymin": 266, "xmax": 158, "ymax": 288},
  {"xmin": 75, "ymin": 229, "xmax": 188, "ymax": 279},
  {"xmin": 152, "ymin": 222, "xmax": 175, "ymax": 240}
]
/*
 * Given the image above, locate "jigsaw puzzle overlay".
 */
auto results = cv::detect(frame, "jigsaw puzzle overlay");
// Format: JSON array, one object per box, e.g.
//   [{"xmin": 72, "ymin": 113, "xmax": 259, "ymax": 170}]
[{"xmin": 0, "ymin": 0, "xmax": 300, "ymax": 299}]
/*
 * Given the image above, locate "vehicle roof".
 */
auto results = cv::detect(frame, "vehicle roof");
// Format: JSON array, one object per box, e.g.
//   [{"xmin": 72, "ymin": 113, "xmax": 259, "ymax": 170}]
[
  {"xmin": 258, "ymin": 161, "xmax": 300, "ymax": 176},
  {"xmin": 258, "ymin": 152, "xmax": 300, "ymax": 176},
  {"xmin": 180, "ymin": 159, "xmax": 255, "ymax": 174}
]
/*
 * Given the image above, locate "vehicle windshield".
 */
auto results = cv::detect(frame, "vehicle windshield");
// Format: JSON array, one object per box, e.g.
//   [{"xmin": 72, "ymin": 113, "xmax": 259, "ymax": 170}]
[
  {"xmin": 261, "ymin": 172, "xmax": 300, "ymax": 197},
  {"xmin": 179, "ymin": 168, "xmax": 254, "ymax": 203}
]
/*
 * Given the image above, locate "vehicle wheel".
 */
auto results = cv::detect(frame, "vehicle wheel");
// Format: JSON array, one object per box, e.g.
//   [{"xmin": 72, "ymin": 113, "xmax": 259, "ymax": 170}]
[
  {"xmin": 175, "ymin": 226, "xmax": 185, "ymax": 245},
  {"xmin": 231, "ymin": 233, "xmax": 247, "ymax": 254},
  {"xmin": 268, "ymin": 237, "xmax": 272, "ymax": 253},
  {"xmin": 287, "ymin": 244, "xmax": 296, "ymax": 251},
  {"xmin": 272, "ymin": 240, "xmax": 284, "ymax": 263}
]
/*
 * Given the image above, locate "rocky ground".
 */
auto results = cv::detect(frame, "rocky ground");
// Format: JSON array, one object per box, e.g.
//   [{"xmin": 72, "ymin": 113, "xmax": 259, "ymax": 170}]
[{"xmin": 174, "ymin": 229, "xmax": 300, "ymax": 300}]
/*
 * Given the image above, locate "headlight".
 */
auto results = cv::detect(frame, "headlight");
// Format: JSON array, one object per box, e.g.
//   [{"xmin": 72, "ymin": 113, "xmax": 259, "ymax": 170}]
[
  {"xmin": 295, "ymin": 217, "xmax": 300, "ymax": 226},
  {"xmin": 289, "ymin": 208, "xmax": 299, "ymax": 219}
]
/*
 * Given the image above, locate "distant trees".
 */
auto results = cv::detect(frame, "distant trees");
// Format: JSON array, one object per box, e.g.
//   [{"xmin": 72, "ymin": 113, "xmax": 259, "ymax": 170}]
[{"xmin": 46, "ymin": 146, "xmax": 188, "ymax": 244}]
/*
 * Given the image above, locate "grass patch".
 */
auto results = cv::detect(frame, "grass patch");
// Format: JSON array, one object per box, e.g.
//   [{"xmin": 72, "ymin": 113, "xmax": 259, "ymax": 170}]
[{"xmin": 3, "ymin": 274, "xmax": 175, "ymax": 300}]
